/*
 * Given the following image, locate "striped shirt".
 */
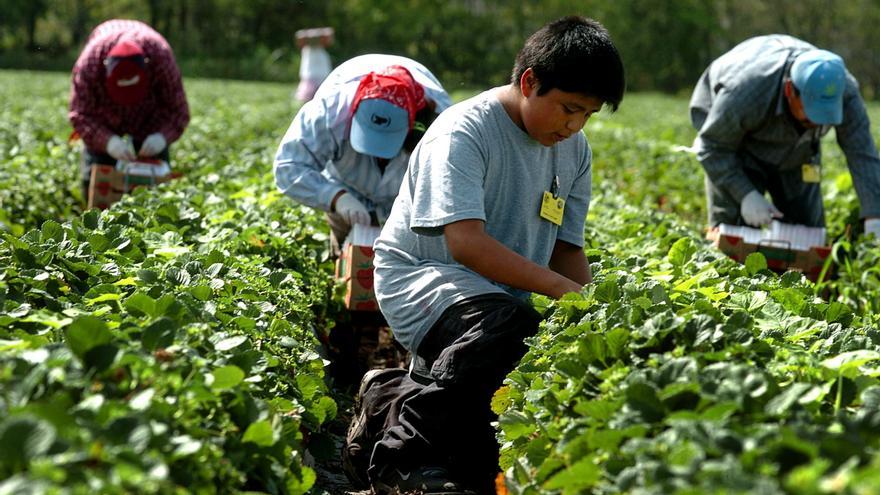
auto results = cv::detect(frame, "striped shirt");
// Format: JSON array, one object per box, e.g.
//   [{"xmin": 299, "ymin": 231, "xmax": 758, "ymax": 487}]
[
  {"xmin": 689, "ymin": 35, "xmax": 880, "ymax": 218},
  {"xmin": 273, "ymin": 54, "xmax": 451, "ymax": 221},
  {"xmin": 69, "ymin": 20, "xmax": 189, "ymax": 153}
]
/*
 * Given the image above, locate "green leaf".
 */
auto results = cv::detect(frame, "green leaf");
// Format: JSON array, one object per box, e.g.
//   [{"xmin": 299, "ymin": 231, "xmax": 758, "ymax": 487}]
[
  {"xmin": 821, "ymin": 350, "xmax": 880, "ymax": 374},
  {"xmin": 625, "ymin": 382, "xmax": 666, "ymax": 422},
  {"xmin": 210, "ymin": 365, "xmax": 245, "ymax": 390},
  {"xmin": 573, "ymin": 399, "xmax": 619, "ymax": 422},
  {"xmin": 579, "ymin": 334, "xmax": 608, "ymax": 365},
  {"xmin": 129, "ymin": 389, "xmax": 155, "ymax": 412},
  {"xmin": 191, "ymin": 285, "xmax": 213, "ymax": 301},
  {"xmin": 82, "ymin": 209, "xmax": 99, "ymax": 230},
  {"xmin": 215, "ymin": 335, "xmax": 248, "ymax": 352},
  {"xmin": 171, "ymin": 436, "xmax": 202, "ymax": 458},
  {"xmin": 605, "ymin": 328, "xmax": 630, "ymax": 358},
  {"xmin": 125, "ymin": 292, "xmax": 157, "ymax": 318},
  {"xmin": 40, "ymin": 220, "xmax": 64, "ymax": 243},
  {"xmin": 0, "ymin": 416, "xmax": 56, "ymax": 469},
  {"xmin": 765, "ymin": 383, "xmax": 813, "ymax": 416},
  {"xmin": 296, "ymin": 373, "xmax": 322, "ymax": 401},
  {"xmin": 64, "ymin": 316, "xmax": 112, "ymax": 358},
  {"xmin": 242, "ymin": 420, "xmax": 277, "ymax": 447},
  {"xmin": 89, "ymin": 233, "xmax": 110, "ymax": 252},
  {"xmin": 498, "ymin": 411, "xmax": 534, "ymax": 440},
  {"xmin": 141, "ymin": 317, "xmax": 176, "ymax": 351},
  {"xmin": 543, "ymin": 457, "xmax": 600, "ymax": 491},
  {"xmin": 745, "ymin": 252, "xmax": 768, "ymax": 275},
  {"xmin": 137, "ymin": 269, "xmax": 159, "ymax": 284},
  {"xmin": 667, "ymin": 237, "xmax": 696, "ymax": 268},
  {"xmin": 825, "ymin": 302, "xmax": 853, "ymax": 325}
]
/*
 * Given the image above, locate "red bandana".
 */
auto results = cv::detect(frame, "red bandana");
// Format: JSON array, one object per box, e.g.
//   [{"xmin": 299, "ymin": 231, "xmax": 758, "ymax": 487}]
[{"xmin": 351, "ymin": 65, "xmax": 426, "ymax": 130}]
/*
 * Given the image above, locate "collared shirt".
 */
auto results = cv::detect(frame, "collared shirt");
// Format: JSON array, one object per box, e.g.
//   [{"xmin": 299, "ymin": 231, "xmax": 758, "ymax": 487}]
[
  {"xmin": 69, "ymin": 19, "xmax": 190, "ymax": 153},
  {"xmin": 273, "ymin": 54, "xmax": 452, "ymax": 220},
  {"xmin": 689, "ymin": 34, "xmax": 880, "ymax": 217}
]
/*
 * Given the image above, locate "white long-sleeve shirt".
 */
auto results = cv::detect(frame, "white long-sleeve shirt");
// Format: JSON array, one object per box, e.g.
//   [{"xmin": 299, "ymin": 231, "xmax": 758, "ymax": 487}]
[{"xmin": 273, "ymin": 54, "xmax": 451, "ymax": 221}]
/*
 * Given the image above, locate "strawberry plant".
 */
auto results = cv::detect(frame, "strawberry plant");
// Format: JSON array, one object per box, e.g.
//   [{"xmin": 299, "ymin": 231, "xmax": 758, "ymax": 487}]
[
  {"xmin": 0, "ymin": 70, "xmax": 338, "ymax": 493},
  {"xmin": 496, "ymin": 192, "xmax": 880, "ymax": 493}
]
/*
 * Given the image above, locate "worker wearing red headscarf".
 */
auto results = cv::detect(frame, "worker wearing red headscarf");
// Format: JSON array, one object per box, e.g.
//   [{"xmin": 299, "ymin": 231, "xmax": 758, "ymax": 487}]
[{"xmin": 69, "ymin": 19, "xmax": 189, "ymax": 197}]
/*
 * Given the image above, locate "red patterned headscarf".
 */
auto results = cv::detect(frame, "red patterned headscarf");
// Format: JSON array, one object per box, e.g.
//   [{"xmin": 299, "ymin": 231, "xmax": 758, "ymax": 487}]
[{"xmin": 351, "ymin": 65, "xmax": 426, "ymax": 130}]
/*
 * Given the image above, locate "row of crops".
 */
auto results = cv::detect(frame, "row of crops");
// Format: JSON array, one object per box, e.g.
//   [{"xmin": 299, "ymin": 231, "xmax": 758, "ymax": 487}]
[
  {"xmin": 1, "ymin": 71, "xmax": 342, "ymax": 493},
  {"xmin": 497, "ymin": 192, "xmax": 880, "ymax": 493},
  {"xmin": 493, "ymin": 96, "xmax": 880, "ymax": 494},
  {"xmin": 3, "ymin": 70, "xmax": 880, "ymax": 493}
]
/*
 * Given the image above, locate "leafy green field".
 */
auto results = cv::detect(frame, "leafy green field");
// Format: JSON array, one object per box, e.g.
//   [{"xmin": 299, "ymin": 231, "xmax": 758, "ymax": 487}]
[
  {"xmin": 1, "ymin": 71, "xmax": 339, "ymax": 493},
  {"xmin": 2, "ymin": 70, "xmax": 880, "ymax": 494}
]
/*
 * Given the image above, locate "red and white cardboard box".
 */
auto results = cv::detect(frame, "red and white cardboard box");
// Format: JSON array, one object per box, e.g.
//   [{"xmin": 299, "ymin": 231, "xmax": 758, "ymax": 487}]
[
  {"xmin": 88, "ymin": 159, "xmax": 171, "ymax": 210},
  {"xmin": 707, "ymin": 223, "xmax": 833, "ymax": 281},
  {"xmin": 335, "ymin": 225, "xmax": 382, "ymax": 311}
]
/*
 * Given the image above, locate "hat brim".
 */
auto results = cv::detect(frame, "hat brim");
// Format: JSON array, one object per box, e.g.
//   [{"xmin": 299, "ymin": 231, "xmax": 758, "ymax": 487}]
[
  {"xmin": 802, "ymin": 97, "xmax": 843, "ymax": 126},
  {"xmin": 350, "ymin": 99, "xmax": 409, "ymax": 159}
]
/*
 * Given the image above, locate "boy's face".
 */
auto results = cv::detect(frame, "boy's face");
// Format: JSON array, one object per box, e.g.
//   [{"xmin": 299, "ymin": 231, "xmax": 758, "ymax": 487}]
[{"xmin": 520, "ymin": 69, "xmax": 604, "ymax": 146}]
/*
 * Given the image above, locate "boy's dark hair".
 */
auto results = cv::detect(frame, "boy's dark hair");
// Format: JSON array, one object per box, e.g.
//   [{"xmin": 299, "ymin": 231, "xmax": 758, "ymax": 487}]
[{"xmin": 511, "ymin": 16, "xmax": 625, "ymax": 111}]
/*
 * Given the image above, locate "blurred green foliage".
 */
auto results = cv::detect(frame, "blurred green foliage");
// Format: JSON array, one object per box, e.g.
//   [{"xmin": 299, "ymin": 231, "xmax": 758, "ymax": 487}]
[{"xmin": 3, "ymin": 0, "xmax": 880, "ymax": 94}]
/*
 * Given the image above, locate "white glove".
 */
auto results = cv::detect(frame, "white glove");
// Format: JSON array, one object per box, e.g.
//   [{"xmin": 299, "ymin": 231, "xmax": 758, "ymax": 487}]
[
  {"xmin": 865, "ymin": 218, "xmax": 880, "ymax": 238},
  {"xmin": 106, "ymin": 135, "xmax": 136, "ymax": 161},
  {"xmin": 139, "ymin": 133, "xmax": 167, "ymax": 157},
  {"xmin": 740, "ymin": 190, "xmax": 783, "ymax": 227},
  {"xmin": 334, "ymin": 192, "xmax": 371, "ymax": 226}
]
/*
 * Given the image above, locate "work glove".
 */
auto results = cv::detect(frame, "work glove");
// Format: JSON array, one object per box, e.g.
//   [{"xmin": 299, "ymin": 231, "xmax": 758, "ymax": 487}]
[
  {"xmin": 106, "ymin": 135, "xmax": 136, "ymax": 161},
  {"xmin": 334, "ymin": 192, "xmax": 371, "ymax": 226},
  {"xmin": 139, "ymin": 133, "xmax": 167, "ymax": 157},
  {"xmin": 740, "ymin": 190, "xmax": 783, "ymax": 227},
  {"xmin": 865, "ymin": 218, "xmax": 880, "ymax": 239}
]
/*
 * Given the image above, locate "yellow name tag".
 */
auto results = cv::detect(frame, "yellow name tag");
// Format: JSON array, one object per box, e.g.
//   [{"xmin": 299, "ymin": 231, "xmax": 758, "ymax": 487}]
[
  {"xmin": 802, "ymin": 164, "xmax": 821, "ymax": 183},
  {"xmin": 540, "ymin": 191, "xmax": 565, "ymax": 225}
]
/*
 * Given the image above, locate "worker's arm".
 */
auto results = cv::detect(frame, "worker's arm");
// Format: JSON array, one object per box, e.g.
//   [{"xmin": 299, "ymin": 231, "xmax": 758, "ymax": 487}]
[
  {"xmin": 444, "ymin": 219, "xmax": 583, "ymax": 299},
  {"xmin": 548, "ymin": 239, "xmax": 591, "ymax": 285}
]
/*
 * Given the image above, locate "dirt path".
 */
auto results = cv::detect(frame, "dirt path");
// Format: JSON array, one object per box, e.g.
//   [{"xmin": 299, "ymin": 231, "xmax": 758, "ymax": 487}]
[{"xmin": 309, "ymin": 323, "xmax": 408, "ymax": 495}]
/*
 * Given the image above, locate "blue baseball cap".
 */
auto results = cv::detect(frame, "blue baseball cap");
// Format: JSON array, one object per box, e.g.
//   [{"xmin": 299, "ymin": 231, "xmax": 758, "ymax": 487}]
[
  {"xmin": 350, "ymin": 98, "xmax": 410, "ymax": 159},
  {"xmin": 791, "ymin": 49, "xmax": 846, "ymax": 125}
]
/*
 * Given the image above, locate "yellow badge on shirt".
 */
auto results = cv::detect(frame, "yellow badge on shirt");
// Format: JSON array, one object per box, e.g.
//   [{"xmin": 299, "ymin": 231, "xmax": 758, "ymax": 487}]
[
  {"xmin": 540, "ymin": 191, "xmax": 565, "ymax": 225},
  {"xmin": 802, "ymin": 164, "xmax": 821, "ymax": 183}
]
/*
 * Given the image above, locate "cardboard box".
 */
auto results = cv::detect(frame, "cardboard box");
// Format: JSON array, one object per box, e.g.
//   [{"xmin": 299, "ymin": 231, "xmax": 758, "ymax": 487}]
[
  {"xmin": 88, "ymin": 161, "xmax": 171, "ymax": 210},
  {"xmin": 707, "ymin": 229, "xmax": 833, "ymax": 281},
  {"xmin": 336, "ymin": 243, "xmax": 379, "ymax": 311}
]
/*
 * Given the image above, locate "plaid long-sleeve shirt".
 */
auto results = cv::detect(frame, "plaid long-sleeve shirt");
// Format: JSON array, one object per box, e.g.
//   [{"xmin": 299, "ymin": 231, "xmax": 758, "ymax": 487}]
[
  {"xmin": 689, "ymin": 34, "xmax": 880, "ymax": 218},
  {"xmin": 69, "ymin": 20, "xmax": 189, "ymax": 153}
]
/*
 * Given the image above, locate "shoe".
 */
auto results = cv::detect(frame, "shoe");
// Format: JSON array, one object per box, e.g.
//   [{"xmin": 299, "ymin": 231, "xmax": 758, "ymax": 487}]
[
  {"xmin": 372, "ymin": 466, "xmax": 477, "ymax": 495},
  {"xmin": 342, "ymin": 368, "xmax": 407, "ymax": 488}
]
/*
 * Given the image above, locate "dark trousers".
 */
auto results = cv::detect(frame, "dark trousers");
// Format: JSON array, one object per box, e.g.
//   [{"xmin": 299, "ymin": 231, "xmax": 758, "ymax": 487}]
[
  {"xmin": 80, "ymin": 142, "xmax": 170, "ymax": 200},
  {"xmin": 367, "ymin": 293, "xmax": 542, "ymax": 493},
  {"xmin": 705, "ymin": 155, "xmax": 824, "ymax": 227}
]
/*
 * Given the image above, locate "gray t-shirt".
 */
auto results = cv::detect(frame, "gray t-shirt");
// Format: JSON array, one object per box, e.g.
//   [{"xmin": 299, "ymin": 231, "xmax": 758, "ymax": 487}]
[{"xmin": 373, "ymin": 88, "xmax": 592, "ymax": 352}]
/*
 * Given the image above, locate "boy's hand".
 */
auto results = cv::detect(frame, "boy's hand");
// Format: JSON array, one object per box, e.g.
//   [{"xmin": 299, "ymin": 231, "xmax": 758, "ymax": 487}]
[{"xmin": 551, "ymin": 279, "xmax": 584, "ymax": 299}]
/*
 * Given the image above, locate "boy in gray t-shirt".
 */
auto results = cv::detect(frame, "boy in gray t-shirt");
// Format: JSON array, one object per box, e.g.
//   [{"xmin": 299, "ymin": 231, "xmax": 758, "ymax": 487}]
[{"xmin": 343, "ymin": 17, "xmax": 626, "ymax": 494}]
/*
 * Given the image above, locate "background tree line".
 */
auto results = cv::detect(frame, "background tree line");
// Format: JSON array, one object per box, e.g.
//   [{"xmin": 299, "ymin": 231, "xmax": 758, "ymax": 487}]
[{"xmin": 2, "ymin": 0, "xmax": 880, "ymax": 97}]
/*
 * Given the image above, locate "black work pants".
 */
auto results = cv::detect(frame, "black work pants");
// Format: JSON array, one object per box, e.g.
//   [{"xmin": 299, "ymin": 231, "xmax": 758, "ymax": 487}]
[{"xmin": 367, "ymin": 293, "xmax": 542, "ymax": 493}]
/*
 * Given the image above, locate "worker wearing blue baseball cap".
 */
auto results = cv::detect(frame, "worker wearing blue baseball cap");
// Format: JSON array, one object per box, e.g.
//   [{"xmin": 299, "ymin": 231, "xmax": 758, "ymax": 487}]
[
  {"xmin": 273, "ymin": 54, "xmax": 452, "ymax": 255},
  {"xmin": 690, "ymin": 35, "xmax": 880, "ymax": 239}
]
